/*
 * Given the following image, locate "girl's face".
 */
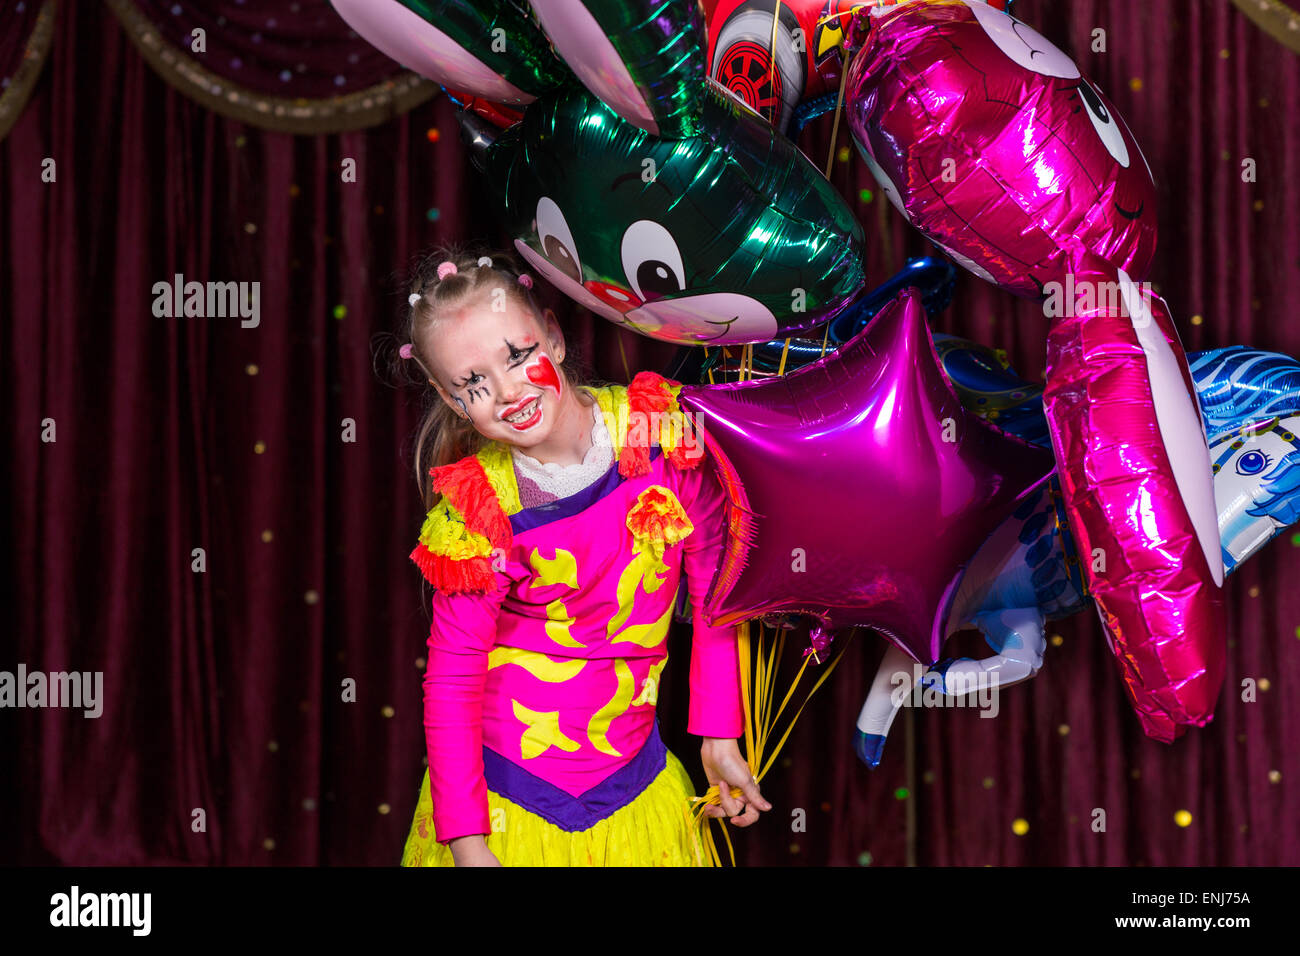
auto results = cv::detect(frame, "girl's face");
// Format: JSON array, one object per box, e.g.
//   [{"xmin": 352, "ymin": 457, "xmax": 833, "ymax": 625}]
[{"xmin": 425, "ymin": 292, "xmax": 569, "ymax": 450}]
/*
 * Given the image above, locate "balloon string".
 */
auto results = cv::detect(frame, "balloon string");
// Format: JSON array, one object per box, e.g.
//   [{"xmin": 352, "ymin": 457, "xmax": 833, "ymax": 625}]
[
  {"xmin": 823, "ymin": 53, "xmax": 849, "ymax": 180},
  {"xmin": 691, "ymin": 620, "xmax": 853, "ymax": 865},
  {"xmin": 777, "ymin": 338, "xmax": 791, "ymax": 377}
]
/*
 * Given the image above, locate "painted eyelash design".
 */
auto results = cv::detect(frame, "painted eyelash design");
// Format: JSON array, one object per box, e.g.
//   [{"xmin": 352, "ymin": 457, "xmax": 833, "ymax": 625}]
[{"xmin": 453, "ymin": 342, "xmax": 540, "ymax": 396}]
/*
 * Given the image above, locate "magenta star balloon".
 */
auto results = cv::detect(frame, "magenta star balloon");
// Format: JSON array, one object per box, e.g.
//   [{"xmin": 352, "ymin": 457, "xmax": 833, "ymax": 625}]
[{"xmin": 677, "ymin": 288, "xmax": 1056, "ymax": 665}]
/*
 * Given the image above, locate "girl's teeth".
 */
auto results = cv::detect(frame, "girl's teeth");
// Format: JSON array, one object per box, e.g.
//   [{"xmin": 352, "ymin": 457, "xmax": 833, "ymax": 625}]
[{"xmin": 506, "ymin": 400, "xmax": 536, "ymax": 423}]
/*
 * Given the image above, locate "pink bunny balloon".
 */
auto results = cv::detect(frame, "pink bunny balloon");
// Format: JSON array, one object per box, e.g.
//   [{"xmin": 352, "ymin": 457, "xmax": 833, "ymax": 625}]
[{"xmin": 845, "ymin": 0, "xmax": 1225, "ymax": 742}]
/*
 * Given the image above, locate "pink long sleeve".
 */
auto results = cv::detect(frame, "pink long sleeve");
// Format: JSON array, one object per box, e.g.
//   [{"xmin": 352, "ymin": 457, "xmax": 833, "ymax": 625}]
[
  {"xmin": 678, "ymin": 454, "xmax": 746, "ymax": 739},
  {"xmin": 422, "ymin": 575, "xmax": 508, "ymax": 845}
]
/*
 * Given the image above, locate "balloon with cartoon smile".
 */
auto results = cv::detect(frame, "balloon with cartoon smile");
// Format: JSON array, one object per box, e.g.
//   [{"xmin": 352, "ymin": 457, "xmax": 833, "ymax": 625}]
[
  {"xmin": 845, "ymin": 0, "xmax": 1156, "ymax": 296},
  {"xmin": 472, "ymin": 84, "xmax": 867, "ymax": 346}
]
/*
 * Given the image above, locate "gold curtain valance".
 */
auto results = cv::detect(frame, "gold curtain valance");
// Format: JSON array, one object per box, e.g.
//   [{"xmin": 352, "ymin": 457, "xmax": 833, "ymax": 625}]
[
  {"xmin": 0, "ymin": 0, "xmax": 58, "ymax": 142},
  {"xmin": 104, "ymin": 0, "xmax": 439, "ymax": 135}
]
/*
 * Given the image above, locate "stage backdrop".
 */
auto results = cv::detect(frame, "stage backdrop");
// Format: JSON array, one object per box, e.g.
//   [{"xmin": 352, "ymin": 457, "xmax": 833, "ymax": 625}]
[{"xmin": 2, "ymin": 0, "xmax": 1298, "ymax": 865}]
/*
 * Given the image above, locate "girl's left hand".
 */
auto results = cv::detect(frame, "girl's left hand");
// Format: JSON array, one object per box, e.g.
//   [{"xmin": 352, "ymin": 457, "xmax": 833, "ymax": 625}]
[{"xmin": 700, "ymin": 737, "xmax": 772, "ymax": 827}]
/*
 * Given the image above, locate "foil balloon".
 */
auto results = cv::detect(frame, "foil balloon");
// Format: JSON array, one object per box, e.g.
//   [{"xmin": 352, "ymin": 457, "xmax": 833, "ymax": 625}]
[
  {"xmin": 933, "ymin": 333, "xmax": 1050, "ymax": 447},
  {"xmin": 471, "ymin": 83, "xmax": 866, "ymax": 346},
  {"xmin": 443, "ymin": 87, "xmax": 525, "ymax": 130},
  {"xmin": 706, "ymin": 0, "xmax": 867, "ymax": 134},
  {"xmin": 675, "ymin": 288, "xmax": 1055, "ymax": 664},
  {"xmin": 857, "ymin": 340, "xmax": 1300, "ymax": 767},
  {"xmin": 528, "ymin": 0, "xmax": 710, "ymax": 138},
  {"xmin": 665, "ymin": 256, "xmax": 957, "ymax": 384},
  {"xmin": 845, "ymin": 0, "xmax": 1156, "ymax": 296},
  {"xmin": 328, "ymin": 0, "xmax": 569, "ymax": 104},
  {"xmin": 704, "ymin": 0, "xmax": 1016, "ymax": 135},
  {"xmin": 1044, "ymin": 250, "xmax": 1224, "ymax": 743},
  {"xmin": 1191, "ymin": 348, "xmax": 1300, "ymax": 574}
]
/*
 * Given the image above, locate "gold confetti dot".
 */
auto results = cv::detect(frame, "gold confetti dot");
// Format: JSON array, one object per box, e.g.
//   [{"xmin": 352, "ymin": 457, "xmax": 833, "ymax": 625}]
[
  {"xmin": 1240, "ymin": 823, "xmax": 1249, "ymax": 834},
  {"xmin": 246, "ymin": 363, "xmax": 259, "ymax": 375},
  {"xmin": 1249, "ymin": 586, "xmax": 1260, "ymax": 598},
  {"xmin": 1219, "ymin": 48, "xmax": 1230, "ymax": 58},
  {"xmin": 299, "ymin": 701, "xmax": 311, "ymax": 713},
  {"xmin": 244, "ymin": 222, "xmax": 257, "ymax": 235},
  {"xmin": 789, "ymin": 843, "xmax": 800, "ymax": 854},
  {"xmin": 1190, "ymin": 314, "xmax": 1203, "ymax": 326},
  {"xmin": 267, "ymin": 740, "xmax": 279, "ymax": 752},
  {"xmin": 1237, "ymin": 733, "xmax": 1248, "ymax": 743},
  {"xmin": 1130, "ymin": 768, "xmax": 1141, "ymax": 779},
  {"xmin": 289, "ymin": 184, "xmax": 300, "ymax": 197},
  {"xmin": 235, "ymin": 135, "xmax": 247, "ymax": 148},
  {"xmin": 982, "ymin": 776, "xmax": 995, "ymax": 789},
  {"xmin": 1221, "ymin": 149, "xmax": 1231, "ymax": 161},
  {"xmin": 1012, "ymin": 818, "xmax": 1030, "ymax": 836},
  {"xmin": 261, "ymin": 529, "xmax": 273, "ymax": 543},
  {"xmin": 922, "ymin": 770, "xmax": 935, "ymax": 784},
  {"xmin": 1259, "ymin": 97, "xmax": 1269, "ymax": 108},
  {"xmin": 305, "ymin": 590, "xmax": 320, "ymax": 605},
  {"xmin": 1128, "ymin": 77, "xmax": 1143, "ymax": 91},
  {"xmin": 378, "ymin": 803, "xmax": 391, "ymax": 815},
  {"xmin": 381, "ymin": 705, "xmax": 395, "ymax": 718},
  {"xmin": 1050, "ymin": 634, "xmax": 1064, "ymax": 647},
  {"xmin": 262, "ymin": 838, "xmax": 275, "ymax": 850},
  {"xmin": 1252, "ymin": 299, "xmax": 1261, "ymax": 310},
  {"xmin": 302, "ymin": 798, "xmax": 317, "ymax": 811},
  {"xmin": 1253, "ymin": 200, "xmax": 1265, "ymax": 212},
  {"xmin": 253, "ymin": 440, "xmax": 266, "ymax": 454},
  {"xmin": 373, "ymin": 205, "xmax": 385, "ymax": 215},
  {"xmin": 415, "ymin": 657, "xmax": 426, "ymax": 670},
  {"xmin": 1057, "ymin": 724, "xmax": 1070, "ymax": 736},
  {"xmin": 1069, "ymin": 814, "xmax": 1078, "ymax": 824},
  {"xmin": 781, "ymin": 756, "xmax": 792, "ymax": 768},
  {"xmin": 820, "ymin": 801, "xmax": 831, "ymax": 812},
  {"xmin": 1174, "ymin": 809, "xmax": 1192, "ymax": 827},
  {"xmin": 837, "ymin": 145, "xmax": 850, "ymax": 163},
  {"xmin": 1259, "ymin": 678, "xmax": 1271, "ymax": 691},
  {"xmin": 1268, "ymin": 770, "xmax": 1281, "ymax": 784}
]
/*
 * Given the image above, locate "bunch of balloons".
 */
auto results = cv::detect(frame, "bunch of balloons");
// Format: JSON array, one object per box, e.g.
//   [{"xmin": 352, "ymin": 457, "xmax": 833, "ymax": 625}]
[{"xmin": 332, "ymin": 0, "xmax": 1267, "ymax": 748}]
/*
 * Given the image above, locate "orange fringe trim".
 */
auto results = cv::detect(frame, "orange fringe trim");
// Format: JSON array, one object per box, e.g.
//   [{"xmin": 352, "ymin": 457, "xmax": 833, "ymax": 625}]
[
  {"xmin": 409, "ymin": 543, "xmax": 497, "ymax": 593},
  {"xmin": 622, "ymin": 371, "xmax": 703, "ymax": 477},
  {"xmin": 430, "ymin": 455, "xmax": 512, "ymax": 551}
]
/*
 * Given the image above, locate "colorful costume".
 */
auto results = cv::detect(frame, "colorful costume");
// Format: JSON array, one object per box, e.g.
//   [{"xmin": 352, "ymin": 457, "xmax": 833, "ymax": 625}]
[{"xmin": 400, "ymin": 371, "xmax": 744, "ymax": 866}]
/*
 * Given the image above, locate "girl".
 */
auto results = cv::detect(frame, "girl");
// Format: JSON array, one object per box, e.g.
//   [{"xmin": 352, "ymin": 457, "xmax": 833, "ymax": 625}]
[{"xmin": 396, "ymin": 244, "xmax": 770, "ymax": 867}]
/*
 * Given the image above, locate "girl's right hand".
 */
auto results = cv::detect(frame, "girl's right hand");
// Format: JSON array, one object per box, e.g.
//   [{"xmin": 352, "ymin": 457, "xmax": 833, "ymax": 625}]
[{"xmin": 448, "ymin": 834, "xmax": 502, "ymax": 867}]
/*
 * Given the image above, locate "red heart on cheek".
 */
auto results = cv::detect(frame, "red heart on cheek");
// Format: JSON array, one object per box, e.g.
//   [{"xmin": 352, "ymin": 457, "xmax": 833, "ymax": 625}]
[{"xmin": 525, "ymin": 354, "xmax": 562, "ymax": 400}]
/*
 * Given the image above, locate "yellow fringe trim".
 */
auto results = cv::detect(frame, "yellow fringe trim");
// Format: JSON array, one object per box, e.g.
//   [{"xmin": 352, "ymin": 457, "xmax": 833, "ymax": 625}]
[{"xmin": 415, "ymin": 497, "xmax": 493, "ymax": 560}]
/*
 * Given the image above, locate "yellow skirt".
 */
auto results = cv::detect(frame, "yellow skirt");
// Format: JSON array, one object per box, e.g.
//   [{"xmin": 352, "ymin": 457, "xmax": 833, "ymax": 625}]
[{"xmin": 400, "ymin": 747, "xmax": 710, "ymax": 867}]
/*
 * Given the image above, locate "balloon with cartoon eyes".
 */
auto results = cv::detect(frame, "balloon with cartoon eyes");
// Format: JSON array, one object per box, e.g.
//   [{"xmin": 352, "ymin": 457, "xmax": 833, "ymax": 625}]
[
  {"xmin": 844, "ymin": 0, "xmax": 1156, "ymax": 296},
  {"xmin": 470, "ymin": 84, "xmax": 867, "ymax": 346}
]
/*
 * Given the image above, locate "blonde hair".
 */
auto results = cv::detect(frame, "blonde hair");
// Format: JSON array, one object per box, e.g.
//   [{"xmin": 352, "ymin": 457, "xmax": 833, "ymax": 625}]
[{"xmin": 392, "ymin": 241, "xmax": 603, "ymax": 512}]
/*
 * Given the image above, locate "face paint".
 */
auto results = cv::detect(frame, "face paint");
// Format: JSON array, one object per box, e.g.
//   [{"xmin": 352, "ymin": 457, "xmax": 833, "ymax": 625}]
[
  {"xmin": 525, "ymin": 352, "xmax": 563, "ymax": 401},
  {"xmin": 452, "ymin": 395, "xmax": 469, "ymax": 417}
]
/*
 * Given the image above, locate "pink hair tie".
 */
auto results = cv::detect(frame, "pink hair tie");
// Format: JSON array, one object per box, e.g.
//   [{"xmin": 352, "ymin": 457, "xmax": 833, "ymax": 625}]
[
  {"xmin": 399, "ymin": 344, "xmax": 414, "ymax": 359},
  {"xmin": 436, "ymin": 261, "xmax": 458, "ymax": 280},
  {"xmin": 518, "ymin": 273, "xmax": 533, "ymax": 289}
]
